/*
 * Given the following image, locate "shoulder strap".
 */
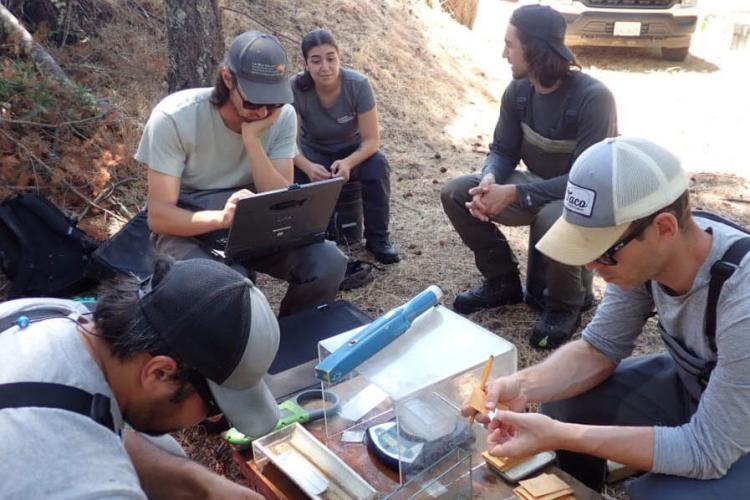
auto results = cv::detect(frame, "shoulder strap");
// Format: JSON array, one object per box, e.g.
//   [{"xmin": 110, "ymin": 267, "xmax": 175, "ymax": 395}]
[
  {"xmin": 642, "ymin": 280, "xmax": 657, "ymax": 319},
  {"xmin": 515, "ymin": 79, "xmax": 532, "ymax": 120},
  {"xmin": 0, "ymin": 302, "xmax": 77, "ymax": 332},
  {"xmin": 0, "ymin": 302, "xmax": 115, "ymax": 433},
  {"xmin": 0, "ymin": 382, "xmax": 115, "ymax": 433},
  {"xmin": 704, "ymin": 237, "xmax": 750, "ymax": 353},
  {"xmin": 694, "ymin": 209, "xmax": 750, "ymax": 234},
  {"xmin": 562, "ymin": 72, "xmax": 597, "ymax": 131}
]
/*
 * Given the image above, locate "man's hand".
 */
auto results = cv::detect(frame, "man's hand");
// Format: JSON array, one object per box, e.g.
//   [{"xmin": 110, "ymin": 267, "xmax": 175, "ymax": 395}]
[
  {"xmin": 241, "ymin": 107, "xmax": 283, "ymax": 140},
  {"xmin": 487, "ymin": 410, "xmax": 560, "ymax": 458},
  {"xmin": 467, "ymin": 184, "xmax": 518, "ymax": 221},
  {"xmin": 330, "ymin": 159, "xmax": 353, "ymax": 181},
  {"xmin": 305, "ymin": 162, "xmax": 333, "ymax": 182},
  {"xmin": 486, "ymin": 375, "xmax": 528, "ymax": 412},
  {"xmin": 465, "ymin": 173, "xmax": 495, "ymax": 221},
  {"xmin": 220, "ymin": 188, "xmax": 255, "ymax": 229},
  {"xmin": 461, "ymin": 374, "xmax": 527, "ymax": 425}
]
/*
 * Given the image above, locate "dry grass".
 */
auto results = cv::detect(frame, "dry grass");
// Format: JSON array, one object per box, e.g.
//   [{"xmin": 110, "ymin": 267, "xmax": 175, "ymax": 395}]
[{"xmin": 2, "ymin": 0, "xmax": 750, "ymax": 497}]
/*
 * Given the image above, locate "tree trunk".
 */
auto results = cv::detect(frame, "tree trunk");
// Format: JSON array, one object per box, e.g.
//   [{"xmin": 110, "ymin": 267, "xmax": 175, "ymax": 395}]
[
  {"xmin": 164, "ymin": 0, "xmax": 223, "ymax": 94},
  {"xmin": 0, "ymin": 4, "xmax": 74, "ymax": 87},
  {"xmin": 443, "ymin": 0, "xmax": 479, "ymax": 30}
]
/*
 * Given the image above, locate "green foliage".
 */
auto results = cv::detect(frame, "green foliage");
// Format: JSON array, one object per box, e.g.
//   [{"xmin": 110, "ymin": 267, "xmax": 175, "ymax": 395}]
[
  {"xmin": 0, "ymin": 61, "xmax": 57, "ymax": 111},
  {"xmin": 0, "ymin": 59, "xmax": 97, "ymax": 119},
  {"xmin": 74, "ymin": 83, "xmax": 98, "ymax": 110}
]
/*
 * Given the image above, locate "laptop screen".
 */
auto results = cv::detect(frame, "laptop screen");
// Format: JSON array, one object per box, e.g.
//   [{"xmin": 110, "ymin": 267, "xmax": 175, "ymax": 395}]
[{"xmin": 224, "ymin": 177, "xmax": 345, "ymax": 261}]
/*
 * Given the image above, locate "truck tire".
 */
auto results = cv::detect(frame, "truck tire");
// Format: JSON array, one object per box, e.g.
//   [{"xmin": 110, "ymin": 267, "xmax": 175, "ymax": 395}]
[{"xmin": 661, "ymin": 46, "xmax": 689, "ymax": 61}]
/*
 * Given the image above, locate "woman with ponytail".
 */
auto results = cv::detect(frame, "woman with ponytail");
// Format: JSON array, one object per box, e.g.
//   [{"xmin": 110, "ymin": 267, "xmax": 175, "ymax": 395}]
[{"xmin": 291, "ymin": 29, "xmax": 399, "ymax": 264}]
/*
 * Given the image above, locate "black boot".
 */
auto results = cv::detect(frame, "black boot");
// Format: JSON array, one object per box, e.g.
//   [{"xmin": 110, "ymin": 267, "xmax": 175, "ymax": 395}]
[
  {"xmin": 453, "ymin": 274, "xmax": 523, "ymax": 314},
  {"xmin": 366, "ymin": 239, "xmax": 400, "ymax": 264},
  {"xmin": 524, "ymin": 290, "xmax": 596, "ymax": 312},
  {"xmin": 530, "ymin": 307, "xmax": 582, "ymax": 349}
]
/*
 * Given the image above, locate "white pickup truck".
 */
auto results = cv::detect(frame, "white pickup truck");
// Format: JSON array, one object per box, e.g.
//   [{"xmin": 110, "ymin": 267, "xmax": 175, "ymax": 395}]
[{"xmin": 541, "ymin": 0, "xmax": 699, "ymax": 61}]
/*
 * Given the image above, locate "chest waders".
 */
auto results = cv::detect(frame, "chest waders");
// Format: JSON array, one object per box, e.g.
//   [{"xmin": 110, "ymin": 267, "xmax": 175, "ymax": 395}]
[
  {"xmin": 516, "ymin": 72, "xmax": 599, "ymax": 183},
  {"xmin": 647, "ymin": 212, "xmax": 750, "ymax": 401}
]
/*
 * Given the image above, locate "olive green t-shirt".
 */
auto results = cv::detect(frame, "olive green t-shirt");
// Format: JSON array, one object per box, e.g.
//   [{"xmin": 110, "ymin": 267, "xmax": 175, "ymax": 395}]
[{"xmin": 135, "ymin": 88, "xmax": 297, "ymax": 191}]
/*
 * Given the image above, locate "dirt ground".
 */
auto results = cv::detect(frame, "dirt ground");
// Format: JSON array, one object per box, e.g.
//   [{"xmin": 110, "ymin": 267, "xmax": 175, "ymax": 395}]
[{"xmin": 2, "ymin": 0, "xmax": 749, "ymax": 497}]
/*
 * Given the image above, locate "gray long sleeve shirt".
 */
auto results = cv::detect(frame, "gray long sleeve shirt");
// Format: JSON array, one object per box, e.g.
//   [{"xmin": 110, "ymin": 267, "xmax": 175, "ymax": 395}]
[
  {"xmin": 582, "ymin": 218, "xmax": 750, "ymax": 479},
  {"xmin": 482, "ymin": 73, "xmax": 617, "ymax": 209}
]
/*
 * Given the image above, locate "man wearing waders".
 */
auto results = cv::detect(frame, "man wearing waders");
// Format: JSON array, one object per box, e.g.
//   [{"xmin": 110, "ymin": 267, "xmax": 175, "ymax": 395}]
[{"xmin": 441, "ymin": 5, "xmax": 617, "ymax": 348}]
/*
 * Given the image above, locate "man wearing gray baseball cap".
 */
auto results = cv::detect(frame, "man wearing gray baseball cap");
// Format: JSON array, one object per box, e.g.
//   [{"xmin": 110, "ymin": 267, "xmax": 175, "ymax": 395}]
[
  {"xmin": 441, "ymin": 4, "xmax": 618, "ymax": 349},
  {"xmin": 465, "ymin": 136, "xmax": 750, "ymax": 498},
  {"xmin": 0, "ymin": 257, "xmax": 278, "ymax": 498},
  {"xmin": 136, "ymin": 31, "xmax": 346, "ymax": 316}
]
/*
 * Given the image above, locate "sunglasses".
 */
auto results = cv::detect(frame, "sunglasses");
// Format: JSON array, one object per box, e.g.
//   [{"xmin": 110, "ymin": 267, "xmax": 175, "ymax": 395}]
[
  {"xmin": 595, "ymin": 217, "xmax": 653, "ymax": 266},
  {"xmin": 233, "ymin": 87, "xmax": 283, "ymax": 111},
  {"xmin": 187, "ymin": 370, "xmax": 222, "ymax": 417}
]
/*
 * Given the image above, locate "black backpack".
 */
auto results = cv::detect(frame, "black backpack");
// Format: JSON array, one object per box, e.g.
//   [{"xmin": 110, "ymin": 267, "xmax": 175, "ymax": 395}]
[
  {"xmin": 86, "ymin": 210, "xmax": 155, "ymax": 281},
  {"xmin": 0, "ymin": 193, "xmax": 98, "ymax": 298}
]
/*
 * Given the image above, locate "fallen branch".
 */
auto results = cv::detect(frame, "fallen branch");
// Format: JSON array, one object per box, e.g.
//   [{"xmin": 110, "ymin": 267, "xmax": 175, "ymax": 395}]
[
  {"xmin": 0, "ymin": 128, "xmax": 127, "ymax": 222},
  {"xmin": 0, "ymin": 5, "xmax": 76, "ymax": 89},
  {"xmin": 60, "ymin": 0, "xmax": 73, "ymax": 47},
  {"xmin": 128, "ymin": 0, "xmax": 165, "ymax": 26},
  {"xmin": 220, "ymin": 6, "xmax": 299, "ymax": 45},
  {"xmin": 0, "ymin": 108, "xmax": 114, "ymax": 128},
  {"xmin": 1, "ymin": 185, "xmax": 40, "ymax": 191},
  {"xmin": 724, "ymin": 198, "xmax": 750, "ymax": 205},
  {"xmin": 78, "ymin": 176, "xmax": 138, "ymax": 219}
]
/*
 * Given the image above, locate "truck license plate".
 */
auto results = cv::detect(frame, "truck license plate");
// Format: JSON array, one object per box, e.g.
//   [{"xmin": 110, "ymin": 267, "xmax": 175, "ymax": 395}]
[{"xmin": 614, "ymin": 21, "xmax": 641, "ymax": 37}]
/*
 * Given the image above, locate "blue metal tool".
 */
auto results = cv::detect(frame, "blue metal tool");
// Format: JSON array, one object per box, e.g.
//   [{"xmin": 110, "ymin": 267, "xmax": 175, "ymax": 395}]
[{"xmin": 315, "ymin": 285, "xmax": 443, "ymax": 384}]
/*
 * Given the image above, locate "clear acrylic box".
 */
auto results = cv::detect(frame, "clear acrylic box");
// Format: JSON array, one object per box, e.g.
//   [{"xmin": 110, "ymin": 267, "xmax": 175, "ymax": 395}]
[{"xmin": 317, "ymin": 305, "xmax": 516, "ymax": 497}]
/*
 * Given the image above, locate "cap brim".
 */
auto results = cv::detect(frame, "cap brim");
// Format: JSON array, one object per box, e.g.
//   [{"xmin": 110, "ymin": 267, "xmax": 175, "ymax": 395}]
[
  {"xmin": 551, "ymin": 42, "xmax": 575, "ymax": 63},
  {"xmin": 208, "ymin": 378, "xmax": 280, "ymax": 438},
  {"xmin": 536, "ymin": 216, "xmax": 630, "ymax": 266},
  {"xmin": 237, "ymin": 77, "xmax": 293, "ymax": 105}
]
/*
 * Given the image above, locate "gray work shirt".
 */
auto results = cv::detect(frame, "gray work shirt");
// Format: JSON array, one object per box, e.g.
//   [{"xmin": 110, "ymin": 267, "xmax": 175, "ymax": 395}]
[
  {"xmin": 482, "ymin": 73, "xmax": 617, "ymax": 209},
  {"xmin": 583, "ymin": 218, "xmax": 750, "ymax": 479},
  {"xmin": 291, "ymin": 68, "xmax": 375, "ymax": 154}
]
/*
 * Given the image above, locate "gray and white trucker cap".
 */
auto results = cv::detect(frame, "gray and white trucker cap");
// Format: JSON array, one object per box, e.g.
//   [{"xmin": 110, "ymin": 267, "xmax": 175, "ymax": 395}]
[{"xmin": 536, "ymin": 136, "xmax": 689, "ymax": 266}]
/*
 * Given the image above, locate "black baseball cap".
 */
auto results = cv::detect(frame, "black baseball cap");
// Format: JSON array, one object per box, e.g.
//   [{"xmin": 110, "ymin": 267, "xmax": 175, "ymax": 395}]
[
  {"xmin": 138, "ymin": 259, "xmax": 280, "ymax": 438},
  {"xmin": 510, "ymin": 5, "xmax": 575, "ymax": 63},
  {"xmin": 226, "ymin": 31, "xmax": 294, "ymax": 105}
]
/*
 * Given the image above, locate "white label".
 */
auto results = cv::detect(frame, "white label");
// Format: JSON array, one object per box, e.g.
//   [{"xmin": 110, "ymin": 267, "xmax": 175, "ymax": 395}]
[
  {"xmin": 565, "ymin": 183, "xmax": 596, "ymax": 217},
  {"xmin": 614, "ymin": 21, "xmax": 641, "ymax": 37}
]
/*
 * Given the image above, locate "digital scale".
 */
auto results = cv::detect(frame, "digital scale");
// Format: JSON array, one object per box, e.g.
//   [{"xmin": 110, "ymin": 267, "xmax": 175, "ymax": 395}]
[{"xmin": 365, "ymin": 392, "xmax": 473, "ymax": 472}]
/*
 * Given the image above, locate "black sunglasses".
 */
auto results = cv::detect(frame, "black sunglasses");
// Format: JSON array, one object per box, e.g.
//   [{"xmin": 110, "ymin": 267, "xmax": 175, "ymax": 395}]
[
  {"xmin": 187, "ymin": 370, "xmax": 222, "ymax": 417},
  {"xmin": 233, "ymin": 87, "xmax": 283, "ymax": 111},
  {"xmin": 595, "ymin": 217, "xmax": 653, "ymax": 266}
]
